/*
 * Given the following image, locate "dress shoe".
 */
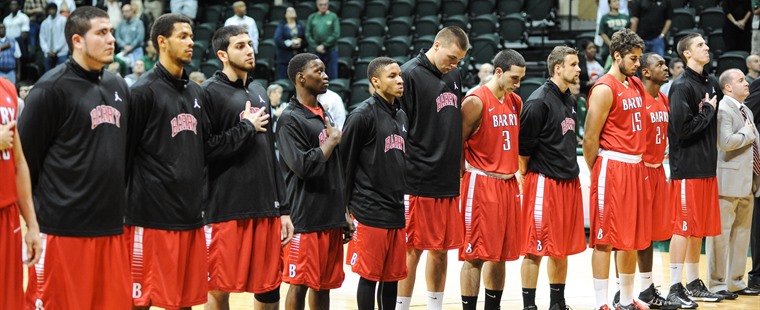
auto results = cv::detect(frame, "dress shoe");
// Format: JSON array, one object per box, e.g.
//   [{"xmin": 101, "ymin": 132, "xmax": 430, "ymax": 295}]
[
  {"xmin": 715, "ymin": 290, "xmax": 738, "ymax": 300},
  {"xmin": 749, "ymin": 276, "xmax": 760, "ymax": 290},
  {"xmin": 732, "ymin": 287, "xmax": 760, "ymax": 296}
]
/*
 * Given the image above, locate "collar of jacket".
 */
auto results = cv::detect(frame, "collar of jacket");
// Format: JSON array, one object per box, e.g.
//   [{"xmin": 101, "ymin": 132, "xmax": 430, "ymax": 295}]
[
  {"xmin": 416, "ymin": 48, "xmax": 443, "ymax": 78},
  {"xmin": 214, "ymin": 70, "xmax": 253, "ymax": 88},
  {"xmin": 289, "ymin": 96, "xmax": 326, "ymax": 119},
  {"xmin": 372, "ymin": 93, "xmax": 400, "ymax": 116},
  {"xmin": 683, "ymin": 65, "xmax": 710, "ymax": 84},
  {"xmin": 155, "ymin": 62, "xmax": 190, "ymax": 90},
  {"xmin": 67, "ymin": 58, "xmax": 104, "ymax": 82},
  {"xmin": 546, "ymin": 79, "xmax": 571, "ymax": 102}
]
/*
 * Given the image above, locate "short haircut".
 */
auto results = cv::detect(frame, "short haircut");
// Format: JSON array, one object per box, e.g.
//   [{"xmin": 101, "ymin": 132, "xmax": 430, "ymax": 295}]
[
  {"xmin": 64, "ymin": 6, "xmax": 109, "ymax": 52},
  {"xmin": 719, "ymin": 68, "xmax": 742, "ymax": 90},
  {"xmin": 267, "ymin": 84, "xmax": 283, "ymax": 97},
  {"xmin": 669, "ymin": 57, "xmax": 683, "ymax": 69},
  {"xmin": 547, "ymin": 46, "xmax": 578, "ymax": 77},
  {"xmin": 637, "ymin": 52, "xmax": 657, "ymax": 77},
  {"xmin": 367, "ymin": 56, "xmax": 397, "ymax": 80},
  {"xmin": 212, "ymin": 25, "xmax": 248, "ymax": 53},
  {"xmin": 46, "ymin": 2, "xmax": 57, "ymax": 12},
  {"xmin": 150, "ymin": 13, "xmax": 193, "ymax": 56},
  {"xmin": 676, "ymin": 33, "xmax": 702, "ymax": 62},
  {"xmin": 580, "ymin": 39, "xmax": 594, "ymax": 51},
  {"xmin": 288, "ymin": 53, "xmax": 320, "ymax": 83},
  {"xmin": 493, "ymin": 49, "xmax": 526, "ymax": 73},
  {"xmin": 609, "ymin": 28, "xmax": 644, "ymax": 58},
  {"xmin": 434, "ymin": 26, "xmax": 469, "ymax": 51},
  {"xmin": 747, "ymin": 54, "xmax": 760, "ymax": 65}
]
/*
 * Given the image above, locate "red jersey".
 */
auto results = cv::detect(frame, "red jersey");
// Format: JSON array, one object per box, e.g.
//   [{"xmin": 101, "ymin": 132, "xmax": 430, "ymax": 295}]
[
  {"xmin": 643, "ymin": 91, "xmax": 669, "ymax": 164},
  {"xmin": 0, "ymin": 78, "xmax": 18, "ymax": 208},
  {"xmin": 589, "ymin": 74, "xmax": 646, "ymax": 155},
  {"xmin": 463, "ymin": 86, "xmax": 521, "ymax": 174}
]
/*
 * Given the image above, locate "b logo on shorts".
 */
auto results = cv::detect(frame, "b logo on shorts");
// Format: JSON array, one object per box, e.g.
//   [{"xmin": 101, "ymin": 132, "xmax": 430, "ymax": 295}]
[
  {"xmin": 350, "ymin": 253, "xmax": 358, "ymax": 265},
  {"xmin": 289, "ymin": 264, "xmax": 297, "ymax": 278},
  {"xmin": 537, "ymin": 240, "xmax": 543, "ymax": 252},
  {"xmin": 35, "ymin": 299, "xmax": 44, "ymax": 310},
  {"xmin": 597, "ymin": 228, "xmax": 604, "ymax": 240},
  {"xmin": 465, "ymin": 243, "xmax": 473, "ymax": 254},
  {"xmin": 132, "ymin": 283, "xmax": 142, "ymax": 298},
  {"xmin": 682, "ymin": 221, "xmax": 688, "ymax": 232}
]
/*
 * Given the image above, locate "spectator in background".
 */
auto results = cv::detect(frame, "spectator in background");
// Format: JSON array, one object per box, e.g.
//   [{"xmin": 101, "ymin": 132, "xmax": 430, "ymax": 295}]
[
  {"xmin": 143, "ymin": 0, "xmax": 163, "ymax": 21},
  {"xmin": 268, "ymin": 83, "xmax": 286, "ymax": 129},
  {"xmin": 131, "ymin": 0, "xmax": 153, "ymax": 31},
  {"xmin": 305, "ymin": 0, "xmax": 339, "ymax": 80},
  {"xmin": 141, "ymin": 39, "xmax": 157, "ymax": 70},
  {"xmin": 3, "ymin": 1, "xmax": 30, "ymax": 61},
  {"xmin": 98, "ymin": 0, "xmax": 123, "ymax": 28},
  {"xmin": 224, "ymin": 1, "xmax": 259, "ymax": 53},
  {"xmin": 630, "ymin": 0, "xmax": 672, "ymax": 56},
  {"xmin": 661, "ymin": 58, "xmax": 684, "ymax": 97},
  {"xmin": 748, "ymin": 54, "xmax": 760, "ymax": 84},
  {"xmin": 578, "ymin": 40, "xmax": 605, "ymax": 96},
  {"xmin": 0, "ymin": 24, "xmax": 22, "ymax": 84},
  {"xmin": 725, "ymin": 0, "xmax": 754, "ymax": 53},
  {"xmin": 124, "ymin": 59, "xmax": 145, "ymax": 86},
  {"xmin": 752, "ymin": 0, "xmax": 760, "ymax": 55},
  {"xmin": 39, "ymin": 2, "xmax": 68, "ymax": 72},
  {"xmin": 318, "ymin": 88, "xmax": 346, "ymax": 130},
  {"xmin": 24, "ymin": 0, "xmax": 47, "ymax": 49},
  {"xmin": 189, "ymin": 71, "xmax": 206, "ymax": 84},
  {"xmin": 465, "ymin": 63, "xmax": 494, "ymax": 95},
  {"xmin": 170, "ymin": 0, "xmax": 197, "ymax": 19},
  {"xmin": 115, "ymin": 3, "xmax": 144, "ymax": 67},
  {"xmin": 51, "ymin": 0, "xmax": 75, "ymax": 17},
  {"xmin": 274, "ymin": 7, "xmax": 306, "ymax": 80},
  {"xmin": 15, "ymin": 80, "xmax": 32, "ymax": 116},
  {"xmin": 598, "ymin": 0, "xmax": 630, "ymax": 62},
  {"xmin": 595, "ymin": 0, "xmax": 628, "ymax": 47}
]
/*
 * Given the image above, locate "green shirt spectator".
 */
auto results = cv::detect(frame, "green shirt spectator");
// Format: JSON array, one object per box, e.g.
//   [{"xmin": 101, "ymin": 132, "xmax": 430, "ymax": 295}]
[{"xmin": 305, "ymin": 0, "xmax": 340, "ymax": 79}]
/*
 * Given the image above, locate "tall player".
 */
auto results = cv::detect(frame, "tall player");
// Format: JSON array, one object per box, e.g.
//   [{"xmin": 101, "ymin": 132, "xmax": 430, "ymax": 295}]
[
  {"xmin": 277, "ymin": 53, "xmax": 349, "ymax": 310},
  {"xmin": 458, "ymin": 49, "xmax": 526, "ymax": 310},
  {"xmin": 664, "ymin": 33, "xmax": 725, "ymax": 307},
  {"xmin": 342, "ymin": 56, "xmax": 408, "ymax": 310},
  {"xmin": 126, "ymin": 14, "xmax": 207, "ymax": 309},
  {"xmin": 396, "ymin": 26, "xmax": 469, "ymax": 310},
  {"xmin": 0, "ymin": 77, "xmax": 41, "ymax": 309},
  {"xmin": 202, "ymin": 25, "xmax": 294, "ymax": 310},
  {"xmin": 583, "ymin": 28, "xmax": 648, "ymax": 310},
  {"xmin": 19, "ymin": 7, "xmax": 131, "ymax": 309},
  {"xmin": 519, "ymin": 46, "xmax": 586, "ymax": 310}
]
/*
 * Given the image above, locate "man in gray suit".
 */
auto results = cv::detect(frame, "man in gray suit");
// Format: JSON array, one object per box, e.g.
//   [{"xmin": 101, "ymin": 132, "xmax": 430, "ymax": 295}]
[{"xmin": 707, "ymin": 68, "xmax": 760, "ymax": 298}]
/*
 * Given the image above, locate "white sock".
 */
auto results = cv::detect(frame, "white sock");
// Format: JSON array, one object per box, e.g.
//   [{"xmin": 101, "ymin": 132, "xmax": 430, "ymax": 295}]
[
  {"xmin": 670, "ymin": 263, "xmax": 683, "ymax": 286},
  {"xmin": 396, "ymin": 297, "xmax": 411, "ymax": 310},
  {"xmin": 594, "ymin": 278, "xmax": 609, "ymax": 308},
  {"xmin": 619, "ymin": 273, "xmax": 635, "ymax": 306},
  {"xmin": 640, "ymin": 272, "xmax": 653, "ymax": 292},
  {"xmin": 427, "ymin": 291, "xmax": 444, "ymax": 310},
  {"xmin": 616, "ymin": 277, "xmax": 621, "ymax": 291},
  {"xmin": 685, "ymin": 263, "xmax": 699, "ymax": 284}
]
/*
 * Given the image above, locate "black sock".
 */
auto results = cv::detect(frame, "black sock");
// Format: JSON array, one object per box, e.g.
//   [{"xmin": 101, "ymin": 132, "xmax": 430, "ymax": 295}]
[
  {"xmin": 522, "ymin": 288, "xmax": 537, "ymax": 307},
  {"xmin": 377, "ymin": 281, "xmax": 398, "ymax": 310},
  {"xmin": 462, "ymin": 295, "xmax": 478, "ymax": 310},
  {"xmin": 549, "ymin": 283, "xmax": 566, "ymax": 308},
  {"xmin": 357, "ymin": 277, "xmax": 377, "ymax": 310},
  {"xmin": 485, "ymin": 289, "xmax": 503, "ymax": 310}
]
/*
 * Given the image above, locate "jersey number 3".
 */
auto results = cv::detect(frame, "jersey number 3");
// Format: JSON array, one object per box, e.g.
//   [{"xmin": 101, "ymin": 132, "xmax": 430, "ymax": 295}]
[{"xmin": 502, "ymin": 131, "xmax": 511, "ymax": 151}]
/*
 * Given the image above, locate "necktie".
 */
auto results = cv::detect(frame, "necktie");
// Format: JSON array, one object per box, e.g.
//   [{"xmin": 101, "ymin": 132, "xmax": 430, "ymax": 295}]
[{"xmin": 740, "ymin": 105, "xmax": 760, "ymax": 175}]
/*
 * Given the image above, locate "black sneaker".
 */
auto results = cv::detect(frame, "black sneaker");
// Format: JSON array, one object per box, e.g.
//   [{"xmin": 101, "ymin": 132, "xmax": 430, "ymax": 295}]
[
  {"xmin": 639, "ymin": 284, "xmax": 679, "ymax": 309},
  {"xmin": 549, "ymin": 301, "xmax": 573, "ymax": 310},
  {"xmin": 522, "ymin": 306, "xmax": 538, "ymax": 310},
  {"xmin": 612, "ymin": 290, "xmax": 620, "ymax": 308},
  {"xmin": 666, "ymin": 283, "xmax": 698, "ymax": 309},
  {"xmin": 714, "ymin": 290, "xmax": 738, "ymax": 300},
  {"xmin": 685, "ymin": 279, "xmax": 724, "ymax": 302}
]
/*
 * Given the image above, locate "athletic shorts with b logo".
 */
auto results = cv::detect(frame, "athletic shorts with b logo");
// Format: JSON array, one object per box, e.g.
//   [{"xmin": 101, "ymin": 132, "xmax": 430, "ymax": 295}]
[
  {"xmin": 346, "ymin": 221, "xmax": 407, "ymax": 282},
  {"xmin": 206, "ymin": 217, "xmax": 283, "ymax": 294},
  {"xmin": 282, "ymin": 228, "xmax": 345, "ymax": 290},
  {"xmin": 646, "ymin": 165, "xmax": 673, "ymax": 241},
  {"xmin": 458, "ymin": 171, "xmax": 522, "ymax": 262},
  {"xmin": 404, "ymin": 194, "xmax": 463, "ymax": 250},
  {"xmin": 670, "ymin": 177, "xmax": 721, "ymax": 238},
  {"xmin": 521, "ymin": 172, "xmax": 586, "ymax": 258}
]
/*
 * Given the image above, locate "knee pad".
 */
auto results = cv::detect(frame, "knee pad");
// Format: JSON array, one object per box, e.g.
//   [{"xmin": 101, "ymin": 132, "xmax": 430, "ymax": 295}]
[{"xmin": 254, "ymin": 286, "xmax": 281, "ymax": 304}]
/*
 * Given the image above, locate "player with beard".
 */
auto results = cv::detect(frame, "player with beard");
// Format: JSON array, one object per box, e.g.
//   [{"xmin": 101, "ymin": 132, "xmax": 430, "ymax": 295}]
[
  {"xmin": 202, "ymin": 25, "xmax": 294, "ymax": 310},
  {"xmin": 19, "ymin": 7, "xmax": 131, "ymax": 309},
  {"xmin": 583, "ymin": 28, "xmax": 648, "ymax": 310},
  {"xmin": 125, "ymin": 13, "xmax": 207, "ymax": 309}
]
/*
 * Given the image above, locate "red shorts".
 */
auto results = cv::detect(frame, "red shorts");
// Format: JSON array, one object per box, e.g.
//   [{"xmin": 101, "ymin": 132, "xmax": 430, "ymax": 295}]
[
  {"xmin": 25, "ymin": 233, "xmax": 131, "ymax": 310},
  {"xmin": 346, "ymin": 221, "xmax": 408, "ymax": 281},
  {"xmin": 126, "ymin": 225, "xmax": 207, "ymax": 308},
  {"xmin": 646, "ymin": 165, "xmax": 673, "ymax": 241},
  {"xmin": 282, "ymin": 228, "xmax": 345, "ymax": 290},
  {"xmin": 0, "ymin": 205, "xmax": 22, "ymax": 310},
  {"xmin": 405, "ymin": 194, "xmax": 463, "ymax": 250},
  {"xmin": 521, "ymin": 173, "xmax": 586, "ymax": 258},
  {"xmin": 670, "ymin": 178, "xmax": 721, "ymax": 238},
  {"xmin": 458, "ymin": 171, "xmax": 522, "ymax": 262},
  {"xmin": 206, "ymin": 217, "xmax": 282, "ymax": 294},
  {"xmin": 589, "ymin": 154, "xmax": 651, "ymax": 250}
]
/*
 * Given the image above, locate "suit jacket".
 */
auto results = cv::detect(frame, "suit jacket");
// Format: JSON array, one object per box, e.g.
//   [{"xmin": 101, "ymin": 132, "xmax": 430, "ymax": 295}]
[{"xmin": 717, "ymin": 96, "xmax": 760, "ymax": 197}]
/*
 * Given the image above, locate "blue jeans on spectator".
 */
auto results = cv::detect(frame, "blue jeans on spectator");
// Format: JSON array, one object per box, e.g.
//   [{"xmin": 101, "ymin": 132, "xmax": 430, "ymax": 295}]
[
  {"xmin": 0, "ymin": 70, "xmax": 16, "ymax": 85},
  {"xmin": 644, "ymin": 37, "xmax": 665, "ymax": 56},
  {"xmin": 45, "ymin": 55, "xmax": 67, "ymax": 72},
  {"xmin": 317, "ymin": 48, "xmax": 338, "ymax": 81}
]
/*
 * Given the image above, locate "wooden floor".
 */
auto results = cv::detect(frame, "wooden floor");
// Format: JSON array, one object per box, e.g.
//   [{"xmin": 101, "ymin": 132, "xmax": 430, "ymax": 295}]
[{"xmin": 181, "ymin": 247, "xmax": 759, "ymax": 310}]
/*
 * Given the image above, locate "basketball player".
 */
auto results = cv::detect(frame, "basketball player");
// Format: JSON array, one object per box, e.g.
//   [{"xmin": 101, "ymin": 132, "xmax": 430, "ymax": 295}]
[
  {"xmin": 277, "ymin": 53, "xmax": 350, "ymax": 310},
  {"xmin": 202, "ymin": 25, "xmax": 294, "ymax": 310},
  {"xmin": 125, "ymin": 14, "xmax": 207, "ymax": 309},
  {"xmin": 19, "ymin": 7, "xmax": 131, "ymax": 309},
  {"xmin": 342, "ymin": 56, "xmax": 408, "ymax": 310},
  {"xmin": 0, "ymin": 77, "xmax": 41, "ymax": 310},
  {"xmin": 583, "ymin": 28, "xmax": 648, "ymax": 310},
  {"xmin": 396, "ymin": 26, "xmax": 469, "ymax": 310},
  {"xmin": 458, "ymin": 49, "xmax": 526, "ymax": 310},
  {"xmin": 665, "ymin": 33, "xmax": 725, "ymax": 307},
  {"xmin": 519, "ymin": 46, "xmax": 586, "ymax": 310}
]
